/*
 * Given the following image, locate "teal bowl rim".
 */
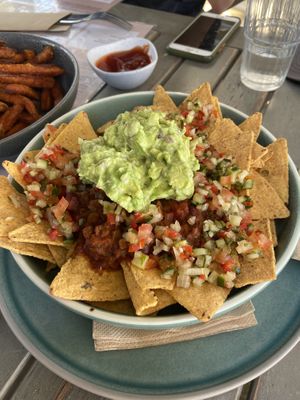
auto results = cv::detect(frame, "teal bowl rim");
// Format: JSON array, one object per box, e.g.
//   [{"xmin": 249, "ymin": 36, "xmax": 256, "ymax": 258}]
[{"xmin": 11, "ymin": 91, "xmax": 300, "ymax": 330}]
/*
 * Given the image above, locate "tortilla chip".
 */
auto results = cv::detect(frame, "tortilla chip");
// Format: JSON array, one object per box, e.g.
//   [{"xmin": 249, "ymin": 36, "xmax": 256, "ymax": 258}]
[
  {"xmin": 121, "ymin": 262, "xmax": 158, "ymax": 315},
  {"xmin": 42, "ymin": 124, "xmax": 58, "ymax": 143},
  {"xmin": 9, "ymin": 221, "xmax": 65, "ymax": 246},
  {"xmin": 130, "ymin": 264, "xmax": 175, "ymax": 290},
  {"xmin": 167, "ymin": 283, "xmax": 230, "ymax": 322},
  {"xmin": 0, "ymin": 177, "xmax": 30, "ymax": 236},
  {"xmin": 249, "ymin": 170, "xmax": 290, "ymax": 219},
  {"xmin": 212, "ymin": 96, "xmax": 222, "ymax": 119},
  {"xmin": 153, "ymin": 85, "xmax": 178, "ymax": 114},
  {"xmin": 235, "ymin": 219, "xmax": 276, "ymax": 288},
  {"xmin": 23, "ymin": 150, "xmax": 39, "ymax": 162},
  {"xmin": 51, "ymin": 111, "xmax": 97, "ymax": 154},
  {"xmin": 141, "ymin": 289, "xmax": 177, "ymax": 316},
  {"xmin": 97, "ymin": 120, "xmax": 114, "ymax": 135},
  {"xmin": 0, "ymin": 236, "xmax": 55, "ymax": 263},
  {"xmin": 208, "ymin": 119, "xmax": 254, "ymax": 170},
  {"xmin": 50, "ymin": 254, "xmax": 129, "ymax": 301},
  {"xmin": 258, "ymin": 138, "xmax": 289, "ymax": 203},
  {"xmin": 2, "ymin": 161, "xmax": 26, "ymax": 188},
  {"xmin": 45, "ymin": 123, "xmax": 67, "ymax": 146},
  {"xmin": 239, "ymin": 112, "xmax": 262, "ymax": 141},
  {"xmin": 179, "ymin": 82, "xmax": 213, "ymax": 110},
  {"xmin": 270, "ymin": 220, "xmax": 278, "ymax": 247},
  {"xmin": 251, "ymin": 143, "xmax": 268, "ymax": 167},
  {"xmin": 89, "ymin": 299, "xmax": 136, "ymax": 315},
  {"xmin": 48, "ymin": 245, "xmax": 69, "ymax": 267}
]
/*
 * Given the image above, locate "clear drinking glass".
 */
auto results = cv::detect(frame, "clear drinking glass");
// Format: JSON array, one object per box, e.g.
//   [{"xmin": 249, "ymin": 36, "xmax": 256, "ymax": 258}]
[{"xmin": 240, "ymin": 0, "xmax": 300, "ymax": 91}]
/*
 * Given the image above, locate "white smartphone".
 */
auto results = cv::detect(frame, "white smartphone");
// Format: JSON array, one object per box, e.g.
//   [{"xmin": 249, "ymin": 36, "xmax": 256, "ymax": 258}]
[{"xmin": 167, "ymin": 12, "xmax": 240, "ymax": 62}]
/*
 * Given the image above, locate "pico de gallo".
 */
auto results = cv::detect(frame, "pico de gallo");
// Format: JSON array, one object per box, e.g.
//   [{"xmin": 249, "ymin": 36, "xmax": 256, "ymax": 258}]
[{"xmin": 20, "ymin": 102, "xmax": 272, "ymax": 290}]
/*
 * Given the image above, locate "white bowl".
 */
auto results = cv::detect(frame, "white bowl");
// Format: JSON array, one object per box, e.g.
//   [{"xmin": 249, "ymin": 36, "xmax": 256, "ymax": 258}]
[
  {"xmin": 87, "ymin": 38, "xmax": 158, "ymax": 90},
  {"xmin": 10, "ymin": 92, "xmax": 300, "ymax": 330}
]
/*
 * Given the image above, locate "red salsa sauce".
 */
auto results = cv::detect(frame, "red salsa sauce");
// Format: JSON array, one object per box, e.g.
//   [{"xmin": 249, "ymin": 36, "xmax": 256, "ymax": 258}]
[{"xmin": 96, "ymin": 45, "xmax": 151, "ymax": 72}]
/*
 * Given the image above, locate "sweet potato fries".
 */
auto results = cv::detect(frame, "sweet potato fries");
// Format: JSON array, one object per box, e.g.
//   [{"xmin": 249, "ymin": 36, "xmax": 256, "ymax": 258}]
[{"xmin": 0, "ymin": 42, "xmax": 65, "ymax": 139}]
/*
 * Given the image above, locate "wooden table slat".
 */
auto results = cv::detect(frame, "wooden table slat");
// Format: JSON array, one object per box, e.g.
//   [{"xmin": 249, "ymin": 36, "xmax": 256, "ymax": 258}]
[
  {"xmin": 164, "ymin": 47, "xmax": 239, "ymax": 93},
  {"xmin": 251, "ymin": 343, "xmax": 300, "ymax": 400},
  {"xmin": 9, "ymin": 362, "xmax": 66, "ymax": 400},
  {"xmin": 261, "ymin": 79, "xmax": 300, "ymax": 168},
  {"xmin": 214, "ymin": 53, "xmax": 269, "ymax": 115},
  {"xmin": 0, "ymin": 313, "xmax": 28, "ymax": 389}
]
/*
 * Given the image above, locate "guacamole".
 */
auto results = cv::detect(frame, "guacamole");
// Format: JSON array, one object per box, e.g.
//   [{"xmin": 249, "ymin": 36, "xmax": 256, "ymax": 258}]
[{"xmin": 78, "ymin": 109, "xmax": 199, "ymax": 212}]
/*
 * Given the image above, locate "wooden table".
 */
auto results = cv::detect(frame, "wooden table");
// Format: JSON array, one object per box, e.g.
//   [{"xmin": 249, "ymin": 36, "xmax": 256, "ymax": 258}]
[{"xmin": 1, "ymin": 3, "xmax": 299, "ymax": 400}]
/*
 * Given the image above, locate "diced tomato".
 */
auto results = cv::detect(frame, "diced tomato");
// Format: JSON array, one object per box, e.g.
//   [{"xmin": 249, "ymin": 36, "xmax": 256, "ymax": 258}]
[
  {"xmin": 209, "ymin": 194, "xmax": 219, "ymax": 211},
  {"xmin": 222, "ymin": 258, "xmax": 235, "ymax": 272},
  {"xmin": 30, "ymin": 191, "xmax": 45, "ymax": 200},
  {"xmin": 185, "ymin": 124, "xmax": 193, "ymax": 137},
  {"xmin": 221, "ymin": 187, "xmax": 234, "ymax": 201},
  {"xmin": 144, "ymin": 256, "xmax": 158, "ymax": 269},
  {"xmin": 214, "ymin": 249, "xmax": 230, "ymax": 264},
  {"xmin": 51, "ymin": 196, "xmax": 69, "ymax": 221},
  {"xmin": 20, "ymin": 160, "xmax": 27, "ymax": 169},
  {"xmin": 240, "ymin": 211, "xmax": 252, "ymax": 231},
  {"xmin": 138, "ymin": 223, "xmax": 152, "ymax": 237},
  {"xmin": 128, "ymin": 243, "xmax": 140, "ymax": 253},
  {"xmin": 202, "ymin": 158, "xmax": 215, "ymax": 170},
  {"xmin": 249, "ymin": 230, "xmax": 272, "ymax": 251},
  {"xmin": 183, "ymin": 244, "xmax": 193, "ymax": 254},
  {"xmin": 208, "ymin": 183, "xmax": 219, "ymax": 195},
  {"xmin": 181, "ymin": 110, "xmax": 189, "ymax": 118},
  {"xmin": 194, "ymin": 172, "xmax": 207, "ymax": 185},
  {"xmin": 197, "ymin": 110, "xmax": 205, "ymax": 121},
  {"xmin": 23, "ymin": 172, "xmax": 35, "ymax": 184},
  {"xmin": 217, "ymin": 230, "xmax": 227, "ymax": 239},
  {"xmin": 130, "ymin": 212, "xmax": 143, "ymax": 229},
  {"xmin": 199, "ymin": 274, "xmax": 206, "ymax": 280},
  {"xmin": 138, "ymin": 238, "xmax": 146, "ymax": 248},
  {"xmin": 107, "ymin": 213, "xmax": 116, "ymax": 225},
  {"xmin": 49, "ymin": 228, "xmax": 59, "ymax": 240},
  {"xmin": 220, "ymin": 176, "xmax": 232, "ymax": 187},
  {"xmin": 179, "ymin": 252, "xmax": 189, "ymax": 260},
  {"xmin": 257, "ymin": 232, "xmax": 272, "ymax": 250},
  {"xmin": 212, "ymin": 108, "xmax": 219, "ymax": 118},
  {"xmin": 164, "ymin": 228, "xmax": 179, "ymax": 239}
]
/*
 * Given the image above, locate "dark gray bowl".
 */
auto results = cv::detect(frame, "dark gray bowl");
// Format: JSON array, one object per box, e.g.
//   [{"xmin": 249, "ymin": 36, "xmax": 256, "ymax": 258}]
[{"xmin": 0, "ymin": 32, "xmax": 79, "ymax": 157}]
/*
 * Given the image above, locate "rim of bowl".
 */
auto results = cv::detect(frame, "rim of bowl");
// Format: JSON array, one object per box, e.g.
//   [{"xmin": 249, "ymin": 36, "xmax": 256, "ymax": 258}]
[
  {"xmin": 0, "ymin": 33, "xmax": 79, "ymax": 146},
  {"xmin": 11, "ymin": 91, "xmax": 300, "ymax": 329},
  {"xmin": 87, "ymin": 38, "xmax": 158, "ymax": 77}
]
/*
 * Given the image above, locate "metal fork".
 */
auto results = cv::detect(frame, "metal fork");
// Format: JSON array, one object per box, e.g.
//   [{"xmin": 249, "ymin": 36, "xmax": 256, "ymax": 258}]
[{"xmin": 59, "ymin": 12, "xmax": 132, "ymax": 31}]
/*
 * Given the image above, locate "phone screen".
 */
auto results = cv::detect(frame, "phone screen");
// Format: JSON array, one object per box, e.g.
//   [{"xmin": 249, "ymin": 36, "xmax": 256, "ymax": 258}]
[{"xmin": 174, "ymin": 15, "xmax": 236, "ymax": 51}]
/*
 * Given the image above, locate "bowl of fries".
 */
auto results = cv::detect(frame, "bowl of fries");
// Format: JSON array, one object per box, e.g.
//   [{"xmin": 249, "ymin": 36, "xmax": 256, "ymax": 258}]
[
  {"xmin": 0, "ymin": 32, "xmax": 79, "ymax": 157},
  {"xmin": 2, "ymin": 83, "xmax": 300, "ymax": 329}
]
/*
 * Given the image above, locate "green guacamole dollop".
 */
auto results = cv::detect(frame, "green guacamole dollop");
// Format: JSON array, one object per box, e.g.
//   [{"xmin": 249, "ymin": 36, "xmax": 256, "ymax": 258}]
[{"xmin": 78, "ymin": 109, "xmax": 199, "ymax": 212}]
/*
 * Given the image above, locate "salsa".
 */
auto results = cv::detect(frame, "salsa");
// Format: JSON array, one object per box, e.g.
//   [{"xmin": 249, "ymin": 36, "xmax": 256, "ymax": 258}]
[{"xmin": 96, "ymin": 45, "xmax": 151, "ymax": 72}]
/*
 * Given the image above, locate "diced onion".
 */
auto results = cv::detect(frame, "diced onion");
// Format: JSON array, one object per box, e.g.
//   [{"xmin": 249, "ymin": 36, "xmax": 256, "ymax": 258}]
[{"xmin": 176, "ymin": 274, "xmax": 191, "ymax": 288}]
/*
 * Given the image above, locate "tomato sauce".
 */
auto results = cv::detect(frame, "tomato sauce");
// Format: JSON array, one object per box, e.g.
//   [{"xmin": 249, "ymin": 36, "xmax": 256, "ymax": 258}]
[{"xmin": 96, "ymin": 45, "xmax": 151, "ymax": 72}]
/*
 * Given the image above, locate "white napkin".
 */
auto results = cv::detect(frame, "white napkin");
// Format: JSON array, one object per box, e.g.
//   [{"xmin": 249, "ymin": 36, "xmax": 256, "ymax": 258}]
[{"xmin": 93, "ymin": 301, "xmax": 257, "ymax": 351}]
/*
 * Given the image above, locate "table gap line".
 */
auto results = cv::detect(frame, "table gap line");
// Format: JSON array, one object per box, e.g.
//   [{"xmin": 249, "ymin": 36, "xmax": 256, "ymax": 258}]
[
  {"xmin": 0, "ymin": 353, "xmax": 35, "ymax": 400},
  {"xmin": 246, "ymin": 377, "xmax": 261, "ymax": 400},
  {"xmin": 152, "ymin": 58, "xmax": 184, "ymax": 87},
  {"xmin": 54, "ymin": 381, "xmax": 73, "ymax": 400},
  {"xmin": 212, "ymin": 49, "xmax": 242, "ymax": 92}
]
